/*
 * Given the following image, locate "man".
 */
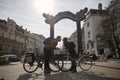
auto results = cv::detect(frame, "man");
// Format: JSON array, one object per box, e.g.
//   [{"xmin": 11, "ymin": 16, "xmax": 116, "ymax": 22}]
[
  {"xmin": 62, "ymin": 37, "xmax": 77, "ymax": 73},
  {"xmin": 44, "ymin": 36, "xmax": 61, "ymax": 74}
]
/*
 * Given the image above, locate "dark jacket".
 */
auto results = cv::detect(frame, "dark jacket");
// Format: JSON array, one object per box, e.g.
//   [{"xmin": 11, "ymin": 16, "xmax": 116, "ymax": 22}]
[{"xmin": 64, "ymin": 42, "xmax": 77, "ymax": 58}]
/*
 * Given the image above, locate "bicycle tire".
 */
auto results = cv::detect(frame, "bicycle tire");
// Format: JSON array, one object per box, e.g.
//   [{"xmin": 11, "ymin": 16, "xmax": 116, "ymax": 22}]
[
  {"xmin": 61, "ymin": 58, "xmax": 72, "ymax": 72},
  {"xmin": 78, "ymin": 55, "xmax": 92, "ymax": 71},
  {"xmin": 23, "ymin": 59, "xmax": 39, "ymax": 73},
  {"xmin": 49, "ymin": 59, "xmax": 63, "ymax": 72}
]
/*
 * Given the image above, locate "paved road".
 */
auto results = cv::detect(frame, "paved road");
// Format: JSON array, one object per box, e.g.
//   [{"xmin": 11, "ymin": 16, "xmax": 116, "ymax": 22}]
[{"xmin": 0, "ymin": 60, "xmax": 120, "ymax": 80}]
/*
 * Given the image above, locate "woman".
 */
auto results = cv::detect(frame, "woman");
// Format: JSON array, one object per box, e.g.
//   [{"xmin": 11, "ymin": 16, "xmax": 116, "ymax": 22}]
[{"xmin": 62, "ymin": 37, "xmax": 77, "ymax": 73}]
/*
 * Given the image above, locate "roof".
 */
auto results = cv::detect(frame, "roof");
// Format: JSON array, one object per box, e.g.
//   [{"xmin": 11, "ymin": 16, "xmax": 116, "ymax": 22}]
[
  {"xmin": 0, "ymin": 19, "xmax": 7, "ymax": 24},
  {"xmin": 88, "ymin": 9, "xmax": 108, "ymax": 15}
]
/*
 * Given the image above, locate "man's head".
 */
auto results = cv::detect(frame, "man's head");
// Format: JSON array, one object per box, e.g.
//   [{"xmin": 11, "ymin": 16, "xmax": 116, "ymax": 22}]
[
  {"xmin": 63, "ymin": 37, "xmax": 68, "ymax": 42},
  {"xmin": 56, "ymin": 36, "xmax": 61, "ymax": 42}
]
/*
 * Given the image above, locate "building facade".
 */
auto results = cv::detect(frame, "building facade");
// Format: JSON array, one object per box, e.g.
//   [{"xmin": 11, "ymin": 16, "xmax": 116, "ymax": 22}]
[
  {"xmin": 68, "ymin": 1, "xmax": 120, "ymax": 59},
  {"xmin": 0, "ymin": 18, "xmax": 45, "ymax": 56},
  {"xmin": 83, "ymin": 3, "xmax": 108, "ymax": 56},
  {"xmin": 83, "ymin": 0, "xmax": 120, "ymax": 59}
]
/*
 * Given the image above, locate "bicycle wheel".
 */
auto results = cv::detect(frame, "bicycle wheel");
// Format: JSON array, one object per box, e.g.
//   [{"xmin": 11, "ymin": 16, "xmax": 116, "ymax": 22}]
[
  {"xmin": 23, "ymin": 59, "xmax": 39, "ymax": 73},
  {"xmin": 79, "ymin": 55, "xmax": 92, "ymax": 71},
  {"xmin": 49, "ymin": 59, "xmax": 63, "ymax": 72},
  {"xmin": 61, "ymin": 57, "xmax": 72, "ymax": 72}
]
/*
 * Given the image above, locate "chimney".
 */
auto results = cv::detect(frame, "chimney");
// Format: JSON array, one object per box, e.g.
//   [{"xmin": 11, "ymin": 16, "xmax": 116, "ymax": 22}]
[
  {"xmin": 25, "ymin": 28, "xmax": 27, "ymax": 31},
  {"xmin": 98, "ymin": 3, "xmax": 102, "ymax": 10},
  {"xmin": 21, "ymin": 25, "xmax": 23, "ymax": 29}
]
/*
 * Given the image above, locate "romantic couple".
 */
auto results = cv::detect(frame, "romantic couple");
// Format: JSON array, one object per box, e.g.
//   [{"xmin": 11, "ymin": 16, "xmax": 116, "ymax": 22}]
[{"xmin": 44, "ymin": 36, "xmax": 77, "ymax": 74}]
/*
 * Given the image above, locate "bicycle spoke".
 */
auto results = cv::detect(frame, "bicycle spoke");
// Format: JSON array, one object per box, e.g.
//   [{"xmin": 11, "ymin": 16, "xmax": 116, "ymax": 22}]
[
  {"xmin": 61, "ymin": 60, "xmax": 72, "ymax": 72},
  {"xmin": 49, "ymin": 60, "xmax": 61, "ymax": 72},
  {"xmin": 23, "ymin": 60, "xmax": 39, "ymax": 73}
]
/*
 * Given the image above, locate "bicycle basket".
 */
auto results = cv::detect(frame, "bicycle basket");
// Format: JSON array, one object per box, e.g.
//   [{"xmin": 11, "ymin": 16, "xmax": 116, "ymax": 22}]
[{"xmin": 54, "ymin": 49, "xmax": 62, "ymax": 55}]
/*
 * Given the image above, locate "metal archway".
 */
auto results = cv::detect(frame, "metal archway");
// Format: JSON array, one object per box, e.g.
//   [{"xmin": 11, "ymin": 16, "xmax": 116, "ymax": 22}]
[{"xmin": 43, "ymin": 7, "xmax": 88, "ymax": 54}]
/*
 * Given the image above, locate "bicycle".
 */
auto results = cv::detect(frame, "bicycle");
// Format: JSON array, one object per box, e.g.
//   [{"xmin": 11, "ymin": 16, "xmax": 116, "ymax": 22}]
[
  {"xmin": 61, "ymin": 50, "xmax": 93, "ymax": 72},
  {"xmin": 23, "ymin": 52, "xmax": 64, "ymax": 73}
]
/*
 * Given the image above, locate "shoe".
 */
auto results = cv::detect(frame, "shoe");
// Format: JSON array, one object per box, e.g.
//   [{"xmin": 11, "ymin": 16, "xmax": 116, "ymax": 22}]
[
  {"xmin": 69, "ymin": 66, "xmax": 73, "ymax": 71},
  {"xmin": 70, "ymin": 65, "xmax": 77, "ymax": 72},
  {"xmin": 44, "ymin": 69, "xmax": 51, "ymax": 74},
  {"xmin": 71, "ymin": 69, "xmax": 77, "ymax": 73},
  {"xmin": 71, "ymin": 68, "xmax": 77, "ymax": 73},
  {"xmin": 29, "ymin": 63, "xmax": 34, "ymax": 67}
]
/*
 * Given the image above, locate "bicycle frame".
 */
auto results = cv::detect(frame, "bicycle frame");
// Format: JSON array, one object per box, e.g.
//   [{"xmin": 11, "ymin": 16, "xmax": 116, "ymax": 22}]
[
  {"xmin": 23, "ymin": 52, "xmax": 63, "ymax": 73},
  {"xmin": 61, "ymin": 49, "xmax": 93, "ymax": 72}
]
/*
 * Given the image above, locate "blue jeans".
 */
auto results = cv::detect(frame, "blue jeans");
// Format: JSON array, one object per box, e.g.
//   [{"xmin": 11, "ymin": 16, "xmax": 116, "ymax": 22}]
[{"xmin": 71, "ymin": 57, "xmax": 76, "ymax": 66}]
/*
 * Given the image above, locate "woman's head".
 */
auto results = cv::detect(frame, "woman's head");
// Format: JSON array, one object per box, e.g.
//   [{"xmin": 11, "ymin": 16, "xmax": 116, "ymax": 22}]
[{"xmin": 63, "ymin": 37, "xmax": 68, "ymax": 42}]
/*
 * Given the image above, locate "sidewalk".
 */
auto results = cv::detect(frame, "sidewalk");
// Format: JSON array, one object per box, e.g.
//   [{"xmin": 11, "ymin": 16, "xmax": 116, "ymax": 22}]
[
  {"xmin": 0, "ymin": 60, "xmax": 120, "ymax": 80},
  {"xmin": 69, "ymin": 60, "xmax": 120, "ymax": 80}
]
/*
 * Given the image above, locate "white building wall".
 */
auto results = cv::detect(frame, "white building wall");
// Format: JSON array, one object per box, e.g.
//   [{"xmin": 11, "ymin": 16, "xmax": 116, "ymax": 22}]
[
  {"xmin": 84, "ymin": 15, "xmax": 106, "ymax": 56},
  {"xmin": 26, "ymin": 33, "xmax": 45, "ymax": 54},
  {"xmin": 32, "ymin": 34, "xmax": 45, "ymax": 54},
  {"xmin": 26, "ymin": 32, "xmax": 35, "ymax": 53},
  {"xmin": 0, "ymin": 18, "xmax": 45, "ymax": 56},
  {"xmin": 6, "ymin": 18, "xmax": 16, "ymax": 40},
  {"xmin": 69, "ymin": 31, "xmax": 78, "ymax": 52}
]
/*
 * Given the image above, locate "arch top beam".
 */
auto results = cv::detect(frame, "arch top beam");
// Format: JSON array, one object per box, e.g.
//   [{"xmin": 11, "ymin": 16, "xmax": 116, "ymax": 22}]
[
  {"xmin": 43, "ymin": 7, "xmax": 88, "ymax": 24},
  {"xmin": 43, "ymin": 7, "xmax": 88, "ymax": 54}
]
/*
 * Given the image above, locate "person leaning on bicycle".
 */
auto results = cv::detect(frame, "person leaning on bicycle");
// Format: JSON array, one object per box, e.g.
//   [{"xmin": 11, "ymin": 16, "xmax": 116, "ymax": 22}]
[
  {"xmin": 43, "ymin": 36, "xmax": 61, "ymax": 74},
  {"xmin": 62, "ymin": 37, "xmax": 77, "ymax": 73}
]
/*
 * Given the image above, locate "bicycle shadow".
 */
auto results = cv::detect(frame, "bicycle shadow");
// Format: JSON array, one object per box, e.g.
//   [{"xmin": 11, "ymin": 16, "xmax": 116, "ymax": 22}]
[
  {"xmin": 16, "ymin": 71, "xmax": 120, "ymax": 80},
  {"xmin": 16, "ymin": 72, "xmax": 72, "ymax": 80},
  {"xmin": 17, "ymin": 73, "xmax": 43, "ymax": 80},
  {"xmin": 44, "ymin": 72, "xmax": 72, "ymax": 80},
  {"xmin": 43, "ymin": 71, "xmax": 120, "ymax": 80}
]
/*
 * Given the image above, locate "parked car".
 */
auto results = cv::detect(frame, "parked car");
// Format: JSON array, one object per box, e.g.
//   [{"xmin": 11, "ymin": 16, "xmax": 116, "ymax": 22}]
[
  {"xmin": 0, "ymin": 56, "xmax": 10, "ymax": 65},
  {"xmin": 2, "ymin": 54, "xmax": 21, "ymax": 62}
]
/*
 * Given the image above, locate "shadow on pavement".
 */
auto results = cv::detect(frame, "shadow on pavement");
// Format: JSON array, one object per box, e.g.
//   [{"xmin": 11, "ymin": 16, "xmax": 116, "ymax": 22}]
[
  {"xmin": 17, "ymin": 73, "xmax": 32, "ymax": 80},
  {"xmin": 16, "ymin": 71, "xmax": 120, "ymax": 80},
  {"xmin": 17, "ymin": 72, "xmax": 72, "ymax": 80},
  {"xmin": 70, "ymin": 71, "xmax": 120, "ymax": 80},
  {"xmin": 17, "ymin": 73, "xmax": 43, "ymax": 80},
  {"xmin": 44, "ymin": 72, "xmax": 72, "ymax": 80}
]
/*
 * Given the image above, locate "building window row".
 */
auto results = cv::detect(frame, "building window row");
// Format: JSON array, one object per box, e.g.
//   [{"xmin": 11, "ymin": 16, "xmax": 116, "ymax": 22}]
[
  {"xmin": 87, "ymin": 42, "xmax": 94, "ymax": 49},
  {"xmin": 88, "ymin": 31, "xmax": 91, "ymax": 38}
]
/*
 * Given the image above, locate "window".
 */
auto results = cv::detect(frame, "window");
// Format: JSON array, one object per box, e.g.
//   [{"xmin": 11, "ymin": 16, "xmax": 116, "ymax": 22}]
[
  {"xmin": 10, "ymin": 29, "xmax": 12, "ymax": 32},
  {"xmin": 88, "ymin": 31, "xmax": 90, "ymax": 38},
  {"xmin": 87, "ymin": 52, "xmax": 89, "ymax": 55},
  {"xmin": 91, "ymin": 41, "xmax": 94, "ymax": 48},
  {"xmin": 87, "ymin": 22, "xmax": 89, "ymax": 27},
  {"xmin": 2, "ymin": 32, "xmax": 5, "ymax": 37},
  {"xmin": 87, "ymin": 44, "xmax": 89, "ymax": 49}
]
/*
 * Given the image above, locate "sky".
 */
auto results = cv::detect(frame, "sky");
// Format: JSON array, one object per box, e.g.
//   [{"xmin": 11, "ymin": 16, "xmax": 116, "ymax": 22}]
[{"xmin": 0, "ymin": 0, "xmax": 111, "ymax": 38}]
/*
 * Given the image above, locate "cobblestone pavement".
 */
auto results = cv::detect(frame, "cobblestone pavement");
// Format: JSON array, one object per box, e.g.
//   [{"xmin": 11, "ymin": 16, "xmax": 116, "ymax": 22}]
[{"xmin": 0, "ymin": 60, "xmax": 120, "ymax": 80}]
